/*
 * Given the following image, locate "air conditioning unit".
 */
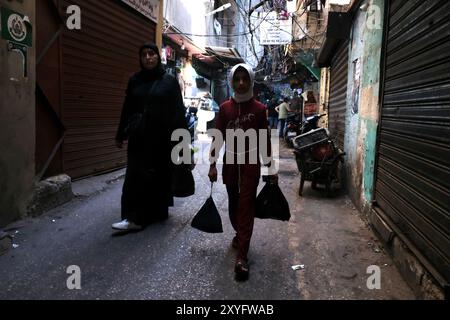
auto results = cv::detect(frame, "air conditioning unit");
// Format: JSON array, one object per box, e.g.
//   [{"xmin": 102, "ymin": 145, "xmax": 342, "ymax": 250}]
[{"xmin": 306, "ymin": 0, "xmax": 323, "ymax": 12}]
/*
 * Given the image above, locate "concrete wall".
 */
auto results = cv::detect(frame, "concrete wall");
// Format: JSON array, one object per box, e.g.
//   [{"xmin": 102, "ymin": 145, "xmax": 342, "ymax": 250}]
[
  {"xmin": 164, "ymin": 0, "xmax": 197, "ymax": 45},
  {"xmin": 318, "ymin": 67, "xmax": 330, "ymax": 128},
  {"xmin": 164, "ymin": 0, "xmax": 239, "ymax": 50},
  {"xmin": 230, "ymin": 0, "xmax": 265, "ymax": 68},
  {"xmin": 292, "ymin": 0, "xmax": 328, "ymax": 51},
  {"xmin": 343, "ymin": 0, "xmax": 383, "ymax": 216},
  {"xmin": 0, "ymin": 0, "xmax": 36, "ymax": 227}
]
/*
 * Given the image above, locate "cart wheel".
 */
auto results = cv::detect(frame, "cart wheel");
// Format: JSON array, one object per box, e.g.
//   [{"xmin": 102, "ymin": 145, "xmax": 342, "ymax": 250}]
[
  {"xmin": 326, "ymin": 171, "xmax": 334, "ymax": 197},
  {"xmin": 335, "ymin": 159, "xmax": 344, "ymax": 191},
  {"xmin": 326, "ymin": 181, "xmax": 332, "ymax": 197}
]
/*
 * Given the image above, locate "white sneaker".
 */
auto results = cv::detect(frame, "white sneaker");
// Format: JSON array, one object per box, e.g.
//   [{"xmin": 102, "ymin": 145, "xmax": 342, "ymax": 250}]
[{"xmin": 111, "ymin": 219, "xmax": 142, "ymax": 231}]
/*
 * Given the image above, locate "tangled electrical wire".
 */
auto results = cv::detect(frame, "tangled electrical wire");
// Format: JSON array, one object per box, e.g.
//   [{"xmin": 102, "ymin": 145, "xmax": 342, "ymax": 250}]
[{"xmin": 164, "ymin": 0, "xmax": 326, "ymax": 81}]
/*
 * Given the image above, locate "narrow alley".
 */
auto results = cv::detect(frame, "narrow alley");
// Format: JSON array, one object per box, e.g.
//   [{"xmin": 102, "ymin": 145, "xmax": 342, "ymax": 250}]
[
  {"xmin": 1, "ymin": 0, "xmax": 448, "ymax": 303},
  {"xmin": 0, "ymin": 139, "xmax": 413, "ymax": 300}
]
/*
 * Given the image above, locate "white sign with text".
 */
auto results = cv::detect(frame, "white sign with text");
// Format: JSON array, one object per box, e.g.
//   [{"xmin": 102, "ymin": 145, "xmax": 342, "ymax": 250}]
[
  {"xmin": 121, "ymin": 0, "xmax": 159, "ymax": 23},
  {"xmin": 260, "ymin": 11, "xmax": 293, "ymax": 45}
]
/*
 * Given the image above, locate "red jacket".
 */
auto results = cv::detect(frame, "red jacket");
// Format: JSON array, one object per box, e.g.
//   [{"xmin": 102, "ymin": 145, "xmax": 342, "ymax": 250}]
[{"xmin": 214, "ymin": 98, "xmax": 270, "ymax": 185}]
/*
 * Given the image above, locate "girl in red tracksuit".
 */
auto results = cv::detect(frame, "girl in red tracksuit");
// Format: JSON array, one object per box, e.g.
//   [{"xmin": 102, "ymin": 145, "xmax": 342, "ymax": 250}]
[{"xmin": 209, "ymin": 63, "xmax": 276, "ymax": 281}]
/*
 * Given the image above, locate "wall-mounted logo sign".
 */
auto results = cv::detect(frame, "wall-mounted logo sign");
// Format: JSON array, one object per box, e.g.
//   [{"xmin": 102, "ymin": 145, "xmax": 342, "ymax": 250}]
[
  {"xmin": 1, "ymin": 7, "xmax": 32, "ymax": 47},
  {"xmin": 8, "ymin": 13, "xmax": 26, "ymax": 41}
]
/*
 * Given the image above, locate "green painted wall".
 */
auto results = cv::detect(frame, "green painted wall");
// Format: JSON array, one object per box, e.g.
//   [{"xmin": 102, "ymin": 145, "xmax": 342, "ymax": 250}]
[{"xmin": 344, "ymin": 0, "xmax": 384, "ymax": 213}]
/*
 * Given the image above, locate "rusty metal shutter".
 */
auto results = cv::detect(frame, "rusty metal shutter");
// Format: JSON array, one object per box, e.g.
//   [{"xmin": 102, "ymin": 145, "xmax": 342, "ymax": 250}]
[
  {"xmin": 374, "ymin": 0, "xmax": 450, "ymax": 288},
  {"xmin": 328, "ymin": 40, "xmax": 349, "ymax": 150},
  {"xmin": 36, "ymin": 0, "xmax": 65, "ymax": 180},
  {"xmin": 60, "ymin": 0, "xmax": 156, "ymax": 179}
]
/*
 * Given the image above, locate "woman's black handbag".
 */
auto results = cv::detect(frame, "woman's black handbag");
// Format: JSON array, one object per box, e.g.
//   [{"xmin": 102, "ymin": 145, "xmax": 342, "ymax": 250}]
[
  {"xmin": 191, "ymin": 183, "xmax": 223, "ymax": 233},
  {"xmin": 124, "ymin": 113, "xmax": 143, "ymax": 138},
  {"xmin": 124, "ymin": 80, "xmax": 159, "ymax": 139},
  {"xmin": 255, "ymin": 182, "xmax": 291, "ymax": 221},
  {"xmin": 171, "ymin": 164, "xmax": 195, "ymax": 198}
]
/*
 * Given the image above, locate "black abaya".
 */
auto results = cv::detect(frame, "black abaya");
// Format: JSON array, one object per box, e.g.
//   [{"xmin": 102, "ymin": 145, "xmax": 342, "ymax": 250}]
[{"xmin": 116, "ymin": 69, "xmax": 188, "ymax": 226}]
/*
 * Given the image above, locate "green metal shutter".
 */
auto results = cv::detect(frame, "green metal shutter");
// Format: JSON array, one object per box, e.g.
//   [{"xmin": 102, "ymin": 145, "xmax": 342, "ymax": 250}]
[{"xmin": 328, "ymin": 40, "xmax": 349, "ymax": 150}]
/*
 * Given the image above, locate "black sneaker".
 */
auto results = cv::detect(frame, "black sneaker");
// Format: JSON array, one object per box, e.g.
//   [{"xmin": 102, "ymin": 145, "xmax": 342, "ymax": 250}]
[
  {"xmin": 231, "ymin": 236, "xmax": 238, "ymax": 249},
  {"xmin": 234, "ymin": 260, "xmax": 249, "ymax": 282}
]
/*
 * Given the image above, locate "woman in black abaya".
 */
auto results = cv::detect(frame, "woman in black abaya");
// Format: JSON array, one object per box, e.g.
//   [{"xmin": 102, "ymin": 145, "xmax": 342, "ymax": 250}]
[{"xmin": 113, "ymin": 42, "xmax": 188, "ymax": 231}]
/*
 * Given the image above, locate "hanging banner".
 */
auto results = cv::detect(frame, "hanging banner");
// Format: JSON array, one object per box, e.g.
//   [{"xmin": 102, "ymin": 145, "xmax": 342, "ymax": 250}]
[
  {"xmin": 259, "ymin": 11, "xmax": 292, "ymax": 45},
  {"xmin": 121, "ymin": 0, "xmax": 159, "ymax": 23}
]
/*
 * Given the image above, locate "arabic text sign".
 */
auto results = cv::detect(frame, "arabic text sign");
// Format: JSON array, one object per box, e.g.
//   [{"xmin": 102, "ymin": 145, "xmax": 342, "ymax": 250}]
[
  {"xmin": 121, "ymin": 0, "xmax": 159, "ymax": 23},
  {"xmin": 260, "ymin": 11, "xmax": 292, "ymax": 45}
]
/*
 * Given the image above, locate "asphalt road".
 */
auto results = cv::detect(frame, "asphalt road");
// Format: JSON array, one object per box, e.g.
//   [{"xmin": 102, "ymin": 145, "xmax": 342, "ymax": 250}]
[{"xmin": 0, "ymin": 140, "xmax": 414, "ymax": 300}]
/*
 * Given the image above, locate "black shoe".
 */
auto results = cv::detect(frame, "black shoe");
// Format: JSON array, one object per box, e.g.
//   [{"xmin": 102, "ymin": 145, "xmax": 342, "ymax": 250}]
[
  {"xmin": 231, "ymin": 236, "xmax": 238, "ymax": 249},
  {"xmin": 152, "ymin": 211, "xmax": 169, "ymax": 223},
  {"xmin": 234, "ymin": 260, "xmax": 249, "ymax": 282}
]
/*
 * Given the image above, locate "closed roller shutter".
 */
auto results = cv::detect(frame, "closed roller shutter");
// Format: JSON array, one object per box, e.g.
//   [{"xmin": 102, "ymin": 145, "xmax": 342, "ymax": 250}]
[
  {"xmin": 328, "ymin": 40, "xmax": 349, "ymax": 150},
  {"xmin": 60, "ymin": 0, "xmax": 156, "ymax": 179},
  {"xmin": 374, "ymin": 0, "xmax": 450, "ymax": 288}
]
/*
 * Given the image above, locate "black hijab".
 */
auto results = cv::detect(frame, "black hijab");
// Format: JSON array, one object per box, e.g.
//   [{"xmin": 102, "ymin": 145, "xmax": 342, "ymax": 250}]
[{"xmin": 138, "ymin": 42, "xmax": 165, "ymax": 81}]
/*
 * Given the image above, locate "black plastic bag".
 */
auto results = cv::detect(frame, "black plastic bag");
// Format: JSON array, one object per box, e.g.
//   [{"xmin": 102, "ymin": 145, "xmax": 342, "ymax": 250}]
[
  {"xmin": 191, "ymin": 184, "xmax": 223, "ymax": 233},
  {"xmin": 172, "ymin": 164, "xmax": 195, "ymax": 198},
  {"xmin": 255, "ymin": 183, "xmax": 291, "ymax": 221}
]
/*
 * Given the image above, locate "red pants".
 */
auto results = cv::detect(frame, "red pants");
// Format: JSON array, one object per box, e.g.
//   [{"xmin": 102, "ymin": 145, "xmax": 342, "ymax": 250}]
[{"xmin": 226, "ymin": 175, "xmax": 259, "ymax": 262}]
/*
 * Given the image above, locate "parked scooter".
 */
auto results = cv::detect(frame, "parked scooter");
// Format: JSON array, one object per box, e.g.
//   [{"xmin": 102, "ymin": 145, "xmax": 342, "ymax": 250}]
[
  {"xmin": 284, "ymin": 113, "xmax": 327, "ymax": 147},
  {"xmin": 284, "ymin": 113, "xmax": 303, "ymax": 145},
  {"xmin": 301, "ymin": 113, "xmax": 327, "ymax": 134}
]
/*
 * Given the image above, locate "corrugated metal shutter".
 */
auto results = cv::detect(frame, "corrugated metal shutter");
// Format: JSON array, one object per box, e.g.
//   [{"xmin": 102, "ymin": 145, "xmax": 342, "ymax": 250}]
[
  {"xmin": 60, "ymin": 0, "xmax": 156, "ymax": 179},
  {"xmin": 328, "ymin": 40, "xmax": 349, "ymax": 150},
  {"xmin": 374, "ymin": 0, "xmax": 450, "ymax": 287},
  {"xmin": 36, "ymin": 0, "xmax": 65, "ymax": 180}
]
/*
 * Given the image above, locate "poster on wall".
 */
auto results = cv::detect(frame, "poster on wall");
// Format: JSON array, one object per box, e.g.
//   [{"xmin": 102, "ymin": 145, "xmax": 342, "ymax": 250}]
[
  {"xmin": 352, "ymin": 58, "xmax": 361, "ymax": 114},
  {"xmin": 121, "ymin": 0, "xmax": 159, "ymax": 23}
]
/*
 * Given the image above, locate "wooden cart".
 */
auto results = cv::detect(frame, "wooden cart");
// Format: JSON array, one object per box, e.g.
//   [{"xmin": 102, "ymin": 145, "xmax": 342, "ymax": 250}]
[{"xmin": 293, "ymin": 129, "xmax": 345, "ymax": 197}]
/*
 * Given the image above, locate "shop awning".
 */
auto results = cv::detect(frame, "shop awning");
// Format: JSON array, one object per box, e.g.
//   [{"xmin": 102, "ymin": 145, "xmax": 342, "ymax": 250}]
[
  {"xmin": 204, "ymin": 46, "xmax": 243, "ymax": 64},
  {"xmin": 192, "ymin": 46, "xmax": 244, "ymax": 79},
  {"xmin": 316, "ymin": 11, "xmax": 352, "ymax": 67},
  {"xmin": 163, "ymin": 27, "xmax": 203, "ymax": 56},
  {"xmin": 292, "ymin": 50, "xmax": 321, "ymax": 80}
]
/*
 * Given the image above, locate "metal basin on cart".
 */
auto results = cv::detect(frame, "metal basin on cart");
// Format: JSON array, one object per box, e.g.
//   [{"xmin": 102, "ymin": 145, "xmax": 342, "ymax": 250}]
[{"xmin": 293, "ymin": 128, "xmax": 345, "ymax": 197}]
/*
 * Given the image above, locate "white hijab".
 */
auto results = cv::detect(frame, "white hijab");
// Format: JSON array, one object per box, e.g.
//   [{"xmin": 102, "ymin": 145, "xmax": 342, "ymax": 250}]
[{"xmin": 229, "ymin": 63, "xmax": 255, "ymax": 103}]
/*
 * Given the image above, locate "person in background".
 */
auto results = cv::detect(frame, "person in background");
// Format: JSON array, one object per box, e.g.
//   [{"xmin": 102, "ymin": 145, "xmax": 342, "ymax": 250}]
[
  {"xmin": 275, "ymin": 97, "xmax": 292, "ymax": 137},
  {"xmin": 289, "ymin": 91, "xmax": 303, "ymax": 115},
  {"xmin": 267, "ymin": 98, "xmax": 279, "ymax": 130}
]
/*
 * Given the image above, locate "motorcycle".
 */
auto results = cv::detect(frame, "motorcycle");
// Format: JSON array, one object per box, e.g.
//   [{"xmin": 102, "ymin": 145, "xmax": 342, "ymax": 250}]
[
  {"xmin": 283, "ymin": 113, "xmax": 303, "ymax": 146},
  {"xmin": 284, "ymin": 113, "xmax": 327, "ymax": 147},
  {"xmin": 301, "ymin": 113, "xmax": 327, "ymax": 135}
]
